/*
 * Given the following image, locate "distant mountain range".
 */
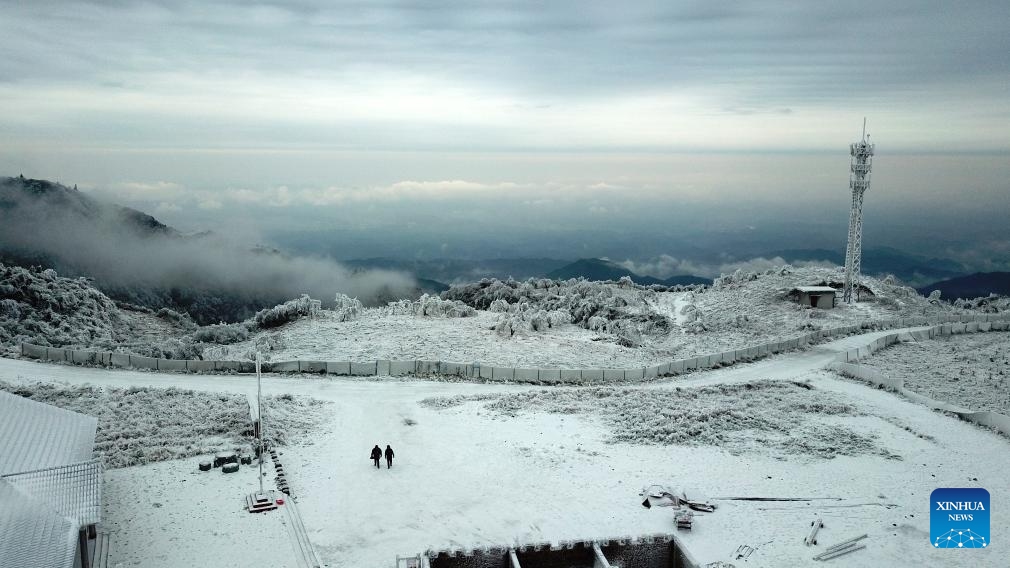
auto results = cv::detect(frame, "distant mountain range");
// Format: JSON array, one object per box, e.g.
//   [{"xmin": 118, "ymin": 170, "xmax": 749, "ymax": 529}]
[
  {"xmin": 918, "ymin": 272, "xmax": 1010, "ymax": 300},
  {"xmin": 546, "ymin": 258, "xmax": 710, "ymax": 286},
  {"xmin": 346, "ymin": 256, "xmax": 711, "ymax": 288},
  {"xmin": 762, "ymin": 247, "xmax": 965, "ymax": 287}
]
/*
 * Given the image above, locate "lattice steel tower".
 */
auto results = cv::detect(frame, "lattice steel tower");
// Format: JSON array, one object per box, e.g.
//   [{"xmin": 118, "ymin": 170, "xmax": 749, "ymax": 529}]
[{"xmin": 843, "ymin": 119, "xmax": 874, "ymax": 303}]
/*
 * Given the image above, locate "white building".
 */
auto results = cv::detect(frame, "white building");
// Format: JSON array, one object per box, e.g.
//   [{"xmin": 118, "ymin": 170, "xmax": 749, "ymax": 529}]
[
  {"xmin": 789, "ymin": 286, "xmax": 838, "ymax": 309},
  {"xmin": 0, "ymin": 389, "xmax": 104, "ymax": 568}
]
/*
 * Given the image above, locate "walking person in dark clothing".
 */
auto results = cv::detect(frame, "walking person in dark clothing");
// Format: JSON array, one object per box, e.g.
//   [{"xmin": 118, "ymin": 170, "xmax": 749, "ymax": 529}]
[
  {"xmin": 370, "ymin": 444, "xmax": 382, "ymax": 468},
  {"xmin": 384, "ymin": 444, "xmax": 394, "ymax": 469}
]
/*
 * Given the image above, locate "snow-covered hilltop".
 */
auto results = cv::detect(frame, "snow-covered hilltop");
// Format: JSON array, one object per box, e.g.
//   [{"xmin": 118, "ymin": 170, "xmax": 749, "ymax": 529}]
[{"xmin": 209, "ymin": 265, "xmax": 1004, "ymax": 368}]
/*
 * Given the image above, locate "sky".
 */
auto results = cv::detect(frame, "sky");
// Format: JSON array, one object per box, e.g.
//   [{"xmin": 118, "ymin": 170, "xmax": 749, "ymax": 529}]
[{"xmin": 1, "ymin": 1, "xmax": 1008, "ymax": 268}]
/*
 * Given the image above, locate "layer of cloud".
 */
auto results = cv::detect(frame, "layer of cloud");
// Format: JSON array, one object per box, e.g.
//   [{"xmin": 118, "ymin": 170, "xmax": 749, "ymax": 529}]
[
  {"xmin": 1, "ymin": 1, "xmax": 1008, "ymax": 153},
  {"xmin": 618, "ymin": 255, "xmax": 838, "ymax": 279}
]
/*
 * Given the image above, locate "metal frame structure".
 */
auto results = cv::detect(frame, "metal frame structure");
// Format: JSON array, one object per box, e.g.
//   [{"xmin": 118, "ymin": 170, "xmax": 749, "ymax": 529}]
[{"xmin": 843, "ymin": 119, "xmax": 875, "ymax": 303}]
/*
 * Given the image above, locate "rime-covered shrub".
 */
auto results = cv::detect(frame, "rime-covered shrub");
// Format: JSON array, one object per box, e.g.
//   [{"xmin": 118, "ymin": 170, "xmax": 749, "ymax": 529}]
[
  {"xmin": 0, "ymin": 263, "xmax": 124, "ymax": 348},
  {"xmin": 546, "ymin": 309, "xmax": 572, "ymax": 327},
  {"xmin": 384, "ymin": 294, "xmax": 476, "ymax": 318},
  {"xmin": 334, "ymin": 293, "xmax": 363, "ymax": 321},
  {"xmin": 415, "ymin": 294, "xmax": 476, "ymax": 317},
  {"xmin": 928, "ymin": 290, "xmax": 942, "ymax": 302},
  {"xmin": 494, "ymin": 314, "xmax": 523, "ymax": 337},
  {"xmin": 489, "ymin": 298, "xmax": 510, "ymax": 313},
  {"xmin": 192, "ymin": 323, "xmax": 250, "ymax": 345},
  {"xmin": 155, "ymin": 307, "xmax": 196, "ymax": 328},
  {"xmin": 612, "ymin": 321, "xmax": 642, "ymax": 347},
  {"xmin": 0, "ymin": 299, "xmax": 21, "ymax": 320},
  {"xmin": 254, "ymin": 294, "xmax": 315, "ymax": 328}
]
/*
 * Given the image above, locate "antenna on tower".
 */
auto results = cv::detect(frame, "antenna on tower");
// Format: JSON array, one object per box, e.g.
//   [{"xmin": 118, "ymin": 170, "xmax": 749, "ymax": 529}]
[{"xmin": 843, "ymin": 120, "xmax": 875, "ymax": 303}]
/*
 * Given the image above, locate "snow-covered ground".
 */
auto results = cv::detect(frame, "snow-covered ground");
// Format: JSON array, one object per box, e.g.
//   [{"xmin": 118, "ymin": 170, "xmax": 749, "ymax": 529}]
[
  {"xmin": 103, "ymin": 456, "xmax": 299, "ymax": 568},
  {"xmin": 215, "ymin": 267, "xmax": 969, "ymax": 368},
  {"xmin": 2, "ymin": 324, "xmax": 1005, "ymax": 567},
  {"xmin": 861, "ymin": 331, "xmax": 1010, "ymax": 414}
]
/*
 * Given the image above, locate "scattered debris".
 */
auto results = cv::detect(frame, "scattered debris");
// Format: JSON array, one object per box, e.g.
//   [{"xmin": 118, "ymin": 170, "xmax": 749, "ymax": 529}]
[
  {"xmin": 641, "ymin": 485, "xmax": 717, "ymax": 511},
  {"xmin": 733, "ymin": 544, "xmax": 754, "ymax": 560},
  {"xmin": 675, "ymin": 509, "xmax": 694, "ymax": 530},
  {"xmin": 804, "ymin": 517, "xmax": 824, "ymax": 546},
  {"xmin": 813, "ymin": 534, "xmax": 868, "ymax": 561}
]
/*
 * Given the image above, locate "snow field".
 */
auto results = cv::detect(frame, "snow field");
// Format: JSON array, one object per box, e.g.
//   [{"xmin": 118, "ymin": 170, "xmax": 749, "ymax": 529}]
[
  {"xmin": 2, "ymin": 323, "xmax": 1007, "ymax": 567},
  {"xmin": 861, "ymin": 331, "xmax": 1010, "ymax": 413},
  {"xmin": 279, "ymin": 370, "xmax": 1006, "ymax": 567},
  {"xmin": 421, "ymin": 381, "xmax": 891, "ymax": 460},
  {"xmin": 102, "ymin": 454, "xmax": 298, "ymax": 567}
]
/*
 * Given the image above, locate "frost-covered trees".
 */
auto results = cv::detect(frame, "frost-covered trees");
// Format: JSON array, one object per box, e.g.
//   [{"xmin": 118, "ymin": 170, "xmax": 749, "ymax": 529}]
[
  {"xmin": 383, "ymin": 294, "xmax": 476, "ymax": 318},
  {"xmin": 254, "ymin": 294, "xmax": 316, "ymax": 328},
  {"xmin": 334, "ymin": 293, "xmax": 363, "ymax": 321}
]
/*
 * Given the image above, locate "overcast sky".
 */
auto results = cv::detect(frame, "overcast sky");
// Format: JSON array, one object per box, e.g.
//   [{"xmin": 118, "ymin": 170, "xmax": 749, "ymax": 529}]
[{"xmin": 1, "ymin": 1, "xmax": 1008, "ymax": 264}]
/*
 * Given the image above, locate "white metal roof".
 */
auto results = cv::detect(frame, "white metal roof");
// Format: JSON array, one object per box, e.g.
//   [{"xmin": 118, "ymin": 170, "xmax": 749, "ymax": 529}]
[
  {"xmin": 0, "ymin": 479, "xmax": 79, "ymax": 568},
  {"xmin": 0, "ymin": 389, "xmax": 97, "ymax": 475},
  {"xmin": 793, "ymin": 286, "xmax": 838, "ymax": 294}
]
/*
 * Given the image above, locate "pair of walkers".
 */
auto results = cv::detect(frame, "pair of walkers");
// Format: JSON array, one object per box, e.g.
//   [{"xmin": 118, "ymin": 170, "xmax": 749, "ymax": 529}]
[{"xmin": 370, "ymin": 444, "xmax": 394, "ymax": 469}]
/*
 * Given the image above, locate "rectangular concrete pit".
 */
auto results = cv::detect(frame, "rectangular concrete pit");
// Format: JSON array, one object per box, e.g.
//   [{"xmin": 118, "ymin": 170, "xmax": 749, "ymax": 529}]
[
  {"xmin": 514, "ymin": 543, "xmax": 595, "ymax": 568},
  {"xmin": 428, "ymin": 538, "xmax": 694, "ymax": 568},
  {"xmin": 600, "ymin": 537, "xmax": 694, "ymax": 568},
  {"xmin": 427, "ymin": 547, "xmax": 511, "ymax": 568}
]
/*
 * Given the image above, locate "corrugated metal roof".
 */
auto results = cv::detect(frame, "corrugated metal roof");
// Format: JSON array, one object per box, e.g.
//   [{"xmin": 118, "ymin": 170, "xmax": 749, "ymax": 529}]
[
  {"xmin": 0, "ymin": 479, "xmax": 79, "ymax": 568},
  {"xmin": 2, "ymin": 459, "xmax": 103, "ymax": 527},
  {"xmin": 0, "ymin": 389, "xmax": 98, "ymax": 475}
]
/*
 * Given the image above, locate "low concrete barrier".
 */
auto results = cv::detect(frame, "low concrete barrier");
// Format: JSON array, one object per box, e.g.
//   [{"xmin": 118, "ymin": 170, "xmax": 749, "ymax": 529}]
[
  {"xmin": 390, "ymin": 360, "xmax": 416, "ymax": 376},
  {"xmin": 560, "ymin": 369, "xmax": 582, "ymax": 381},
  {"xmin": 16, "ymin": 313, "xmax": 1010, "ymax": 380},
  {"xmin": 349, "ymin": 362, "xmax": 375, "ymax": 376},
  {"xmin": 829, "ymin": 361, "xmax": 1010, "ymax": 438},
  {"xmin": 514, "ymin": 368, "xmax": 539, "ymax": 382},
  {"xmin": 186, "ymin": 360, "xmax": 216, "ymax": 372},
  {"xmin": 158, "ymin": 359, "xmax": 187, "ymax": 372}
]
